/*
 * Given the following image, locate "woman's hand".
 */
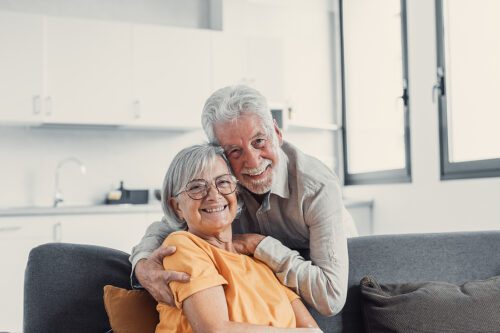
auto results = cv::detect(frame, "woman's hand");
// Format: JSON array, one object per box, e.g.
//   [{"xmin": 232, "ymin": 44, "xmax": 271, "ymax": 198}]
[{"xmin": 135, "ymin": 245, "xmax": 190, "ymax": 306}]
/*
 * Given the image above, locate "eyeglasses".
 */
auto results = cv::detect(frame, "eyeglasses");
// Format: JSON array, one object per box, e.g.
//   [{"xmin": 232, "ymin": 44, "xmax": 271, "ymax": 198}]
[{"xmin": 175, "ymin": 174, "xmax": 238, "ymax": 200}]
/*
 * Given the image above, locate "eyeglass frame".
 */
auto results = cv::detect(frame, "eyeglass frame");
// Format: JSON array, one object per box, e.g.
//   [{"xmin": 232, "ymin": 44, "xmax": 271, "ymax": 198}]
[{"xmin": 174, "ymin": 174, "xmax": 238, "ymax": 200}]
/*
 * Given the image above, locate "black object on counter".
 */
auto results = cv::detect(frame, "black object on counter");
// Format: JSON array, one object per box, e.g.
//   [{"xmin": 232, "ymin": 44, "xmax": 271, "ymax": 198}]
[{"xmin": 105, "ymin": 181, "xmax": 149, "ymax": 205}]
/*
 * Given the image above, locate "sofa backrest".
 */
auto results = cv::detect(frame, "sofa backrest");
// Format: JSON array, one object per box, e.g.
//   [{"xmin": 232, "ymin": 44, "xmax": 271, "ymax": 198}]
[
  {"xmin": 24, "ymin": 243, "xmax": 131, "ymax": 333},
  {"xmin": 311, "ymin": 230, "xmax": 500, "ymax": 332}
]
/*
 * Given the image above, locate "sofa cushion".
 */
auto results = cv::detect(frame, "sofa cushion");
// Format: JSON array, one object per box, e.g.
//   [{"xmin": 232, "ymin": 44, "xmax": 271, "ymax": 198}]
[
  {"xmin": 360, "ymin": 275, "xmax": 500, "ymax": 333},
  {"xmin": 103, "ymin": 285, "xmax": 159, "ymax": 333}
]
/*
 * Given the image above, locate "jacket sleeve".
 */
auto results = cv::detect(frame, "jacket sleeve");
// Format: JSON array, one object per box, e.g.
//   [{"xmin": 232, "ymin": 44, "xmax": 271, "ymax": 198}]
[
  {"xmin": 128, "ymin": 218, "xmax": 182, "ymax": 287},
  {"xmin": 254, "ymin": 181, "xmax": 349, "ymax": 316}
]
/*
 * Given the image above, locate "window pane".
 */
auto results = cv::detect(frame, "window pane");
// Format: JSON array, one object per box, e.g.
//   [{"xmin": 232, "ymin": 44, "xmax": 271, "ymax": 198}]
[
  {"xmin": 343, "ymin": 0, "xmax": 406, "ymax": 173},
  {"xmin": 443, "ymin": 0, "xmax": 500, "ymax": 163}
]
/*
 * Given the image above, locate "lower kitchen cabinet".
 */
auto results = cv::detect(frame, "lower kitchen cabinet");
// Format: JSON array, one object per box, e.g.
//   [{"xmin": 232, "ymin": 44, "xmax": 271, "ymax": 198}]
[
  {"xmin": 0, "ymin": 211, "xmax": 160, "ymax": 333},
  {"xmin": 57, "ymin": 213, "xmax": 154, "ymax": 253},
  {"xmin": 0, "ymin": 216, "xmax": 60, "ymax": 333}
]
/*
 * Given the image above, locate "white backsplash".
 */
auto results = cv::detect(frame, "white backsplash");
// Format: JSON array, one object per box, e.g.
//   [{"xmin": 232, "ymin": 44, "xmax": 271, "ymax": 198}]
[{"xmin": 1, "ymin": 126, "xmax": 338, "ymax": 208}]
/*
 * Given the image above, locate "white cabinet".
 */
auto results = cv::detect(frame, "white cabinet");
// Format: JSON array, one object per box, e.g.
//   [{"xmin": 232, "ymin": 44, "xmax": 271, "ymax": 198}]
[
  {"xmin": 57, "ymin": 213, "xmax": 153, "ymax": 252},
  {"xmin": 0, "ymin": 11, "xmax": 287, "ymax": 128},
  {"xmin": 132, "ymin": 25, "xmax": 211, "ymax": 128},
  {"xmin": 0, "ymin": 11, "xmax": 44, "ymax": 124},
  {"xmin": 211, "ymin": 32, "xmax": 284, "ymax": 103},
  {"xmin": 44, "ymin": 17, "xmax": 134, "ymax": 125},
  {"xmin": 0, "ymin": 216, "xmax": 59, "ymax": 333},
  {"xmin": 0, "ymin": 212, "xmax": 157, "ymax": 332}
]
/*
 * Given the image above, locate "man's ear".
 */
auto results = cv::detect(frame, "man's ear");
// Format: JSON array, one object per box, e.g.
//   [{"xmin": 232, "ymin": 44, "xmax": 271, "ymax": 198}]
[
  {"xmin": 273, "ymin": 119, "xmax": 283, "ymax": 146},
  {"xmin": 169, "ymin": 197, "xmax": 184, "ymax": 220}
]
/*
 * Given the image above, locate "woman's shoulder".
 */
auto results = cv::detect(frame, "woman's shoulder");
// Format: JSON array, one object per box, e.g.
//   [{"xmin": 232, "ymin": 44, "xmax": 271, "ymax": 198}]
[{"xmin": 164, "ymin": 231, "xmax": 212, "ymax": 252}]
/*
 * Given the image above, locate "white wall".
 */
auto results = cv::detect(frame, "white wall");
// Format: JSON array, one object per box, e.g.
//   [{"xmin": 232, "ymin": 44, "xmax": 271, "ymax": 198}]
[
  {"xmin": 0, "ymin": 127, "xmax": 206, "ymax": 207},
  {"xmin": 343, "ymin": 0, "xmax": 500, "ymax": 234}
]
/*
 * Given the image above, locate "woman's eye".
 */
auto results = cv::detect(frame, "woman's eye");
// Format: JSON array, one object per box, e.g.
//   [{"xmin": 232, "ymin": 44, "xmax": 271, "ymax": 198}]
[
  {"xmin": 217, "ymin": 180, "xmax": 231, "ymax": 187},
  {"xmin": 188, "ymin": 184, "xmax": 205, "ymax": 192}
]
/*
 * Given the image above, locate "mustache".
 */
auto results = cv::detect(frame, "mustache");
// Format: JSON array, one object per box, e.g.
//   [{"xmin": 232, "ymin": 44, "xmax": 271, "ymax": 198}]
[{"xmin": 241, "ymin": 159, "xmax": 272, "ymax": 175}]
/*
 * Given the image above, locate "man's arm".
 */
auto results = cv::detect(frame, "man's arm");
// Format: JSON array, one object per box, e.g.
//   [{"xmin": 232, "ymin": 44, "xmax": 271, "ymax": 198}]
[
  {"xmin": 129, "ymin": 220, "xmax": 173, "ymax": 271},
  {"xmin": 130, "ymin": 219, "xmax": 189, "ymax": 304},
  {"xmin": 253, "ymin": 182, "xmax": 349, "ymax": 317}
]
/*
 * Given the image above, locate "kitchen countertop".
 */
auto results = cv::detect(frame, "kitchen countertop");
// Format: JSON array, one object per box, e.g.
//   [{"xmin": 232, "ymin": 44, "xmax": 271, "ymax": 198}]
[
  {"xmin": 0, "ymin": 198, "xmax": 373, "ymax": 217},
  {"xmin": 0, "ymin": 203, "xmax": 164, "ymax": 217}
]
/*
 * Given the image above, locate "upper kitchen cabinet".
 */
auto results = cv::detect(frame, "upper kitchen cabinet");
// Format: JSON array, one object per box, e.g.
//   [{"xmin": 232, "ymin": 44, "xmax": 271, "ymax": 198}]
[
  {"xmin": 211, "ymin": 32, "xmax": 284, "ymax": 104},
  {"xmin": 0, "ymin": 11, "xmax": 44, "ymax": 124},
  {"xmin": 44, "ymin": 17, "xmax": 134, "ymax": 125},
  {"xmin": 132, "ymin": 25, "xmax": 211, "ymax": 128}
]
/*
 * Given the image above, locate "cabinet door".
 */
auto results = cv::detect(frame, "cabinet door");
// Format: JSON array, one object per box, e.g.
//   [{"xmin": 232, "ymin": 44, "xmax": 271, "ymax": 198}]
[
  {"xmin": 132, "ymin": 25, "xmax": 211, "ymax": 128},
  {"xmin": 59, "ymin": 213, "xmax": 152, "ymax": 253},
  {"xmin": 246, "ymin": 37, "xmax": 284, "ymax": 103},
  {"xmin": 210, "ymin": 32, "xmax": 248, "ymax": 90},
  {"xmin": 0, "ymin": 217, "xmax": 58, "ymax": 333},
  {"xmin": 44, "ymin": 17, "xmax": 133, "ymax": 125},
  {"xmin": 0, "ymin": 11, "xmax": 44, "ymax": 124},
  {"xmin": 211, "ymin": 32, "xmax": 284, "ymax": 104}
]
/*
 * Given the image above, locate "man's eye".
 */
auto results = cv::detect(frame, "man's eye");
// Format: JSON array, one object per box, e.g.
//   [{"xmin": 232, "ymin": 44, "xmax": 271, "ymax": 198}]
[
  {"xmin": 253, "ymin": 138, "xmax": 266, "ymax": 148},
  {"xmin": 227, "ymin": 149, "xmax": 242, "ymax": 158}
]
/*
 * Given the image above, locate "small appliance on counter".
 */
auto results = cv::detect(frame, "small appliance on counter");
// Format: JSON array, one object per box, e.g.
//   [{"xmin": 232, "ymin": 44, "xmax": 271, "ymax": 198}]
[{"xmin": 105, "ymin": 181, "xmax": 149, "ymax": 205}]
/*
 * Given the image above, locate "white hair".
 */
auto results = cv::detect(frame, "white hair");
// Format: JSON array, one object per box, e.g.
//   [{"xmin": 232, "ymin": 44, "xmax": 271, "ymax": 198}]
[
  {"xmin": 160, "ymin": 143, "xmax": 229, "ymax": 230},
  {"xmin": 201, "ymin": 85, "xmax": 276, "ymax": 144}
]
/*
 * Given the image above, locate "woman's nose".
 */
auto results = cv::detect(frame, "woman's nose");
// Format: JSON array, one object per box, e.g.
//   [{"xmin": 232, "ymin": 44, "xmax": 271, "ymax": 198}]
[{"xmin": 205, "ymin": 183, "xmax": 222, "ymax": 199}]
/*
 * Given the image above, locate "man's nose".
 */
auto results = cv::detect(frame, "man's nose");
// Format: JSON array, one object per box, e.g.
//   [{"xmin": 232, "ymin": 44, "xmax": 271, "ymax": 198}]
[{"xmin": 243, "ymin": 148, "xmax": 261, "ymax": 168}]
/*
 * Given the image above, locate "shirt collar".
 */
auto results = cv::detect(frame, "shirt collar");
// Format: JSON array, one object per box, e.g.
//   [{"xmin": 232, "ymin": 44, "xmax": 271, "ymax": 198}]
[{"xmin": 269, "ymin": 147, "xmax": 289, "ymax": 199}]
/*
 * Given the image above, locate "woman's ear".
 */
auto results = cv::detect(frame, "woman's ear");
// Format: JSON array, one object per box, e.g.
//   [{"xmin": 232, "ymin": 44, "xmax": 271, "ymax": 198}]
[{"xmin": 169, "ymin": 197, "xmax": 184, "ymax": 220}]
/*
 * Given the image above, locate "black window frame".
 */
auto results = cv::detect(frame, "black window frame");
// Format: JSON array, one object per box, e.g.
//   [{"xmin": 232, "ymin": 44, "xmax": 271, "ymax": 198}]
[
  {"xmin": 339, "ymin": 0, "xmax": 412, "ymax": 185},
  {"xmin": 435, "ymin": 0, "xmax": 500, "ymax": 180}
]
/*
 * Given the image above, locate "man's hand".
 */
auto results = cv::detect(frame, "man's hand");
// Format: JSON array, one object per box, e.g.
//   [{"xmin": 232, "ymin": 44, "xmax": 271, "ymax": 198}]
[
  {"xmin": 232, "ymin": 233, "xmax": 266, "ymax": 255},
  {"xmin": 135, "ymin": 245, "xmax": 190, "ymax": 306}
]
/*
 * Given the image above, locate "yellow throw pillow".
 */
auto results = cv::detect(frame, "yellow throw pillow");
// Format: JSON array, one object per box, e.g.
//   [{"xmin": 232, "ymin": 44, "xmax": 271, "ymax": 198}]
[{"xmin": 103, "ymin": 285, "xmax": 159, "ymax": 333}]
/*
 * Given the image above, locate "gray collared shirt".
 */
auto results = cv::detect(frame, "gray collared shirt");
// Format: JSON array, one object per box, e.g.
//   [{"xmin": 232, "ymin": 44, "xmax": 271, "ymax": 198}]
[
  {"xmin": 234, "ymin": 141, "xmax": 355, "ymax": 316},
  {"xmin": 130, "ymin": 141, "xmax": 356, "ymax": 316}
]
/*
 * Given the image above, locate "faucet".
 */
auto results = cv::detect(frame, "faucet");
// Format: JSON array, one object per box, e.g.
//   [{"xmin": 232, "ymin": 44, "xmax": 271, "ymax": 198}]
[{"xmin": 53, "ymin": 157, "xmax": 87, "ymax": 207}]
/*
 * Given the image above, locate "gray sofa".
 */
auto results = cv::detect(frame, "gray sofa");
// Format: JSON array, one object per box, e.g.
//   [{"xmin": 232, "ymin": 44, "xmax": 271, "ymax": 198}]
[{"xmin": 24, "ymin": 231, "xmax": 500, "ymax": 333}]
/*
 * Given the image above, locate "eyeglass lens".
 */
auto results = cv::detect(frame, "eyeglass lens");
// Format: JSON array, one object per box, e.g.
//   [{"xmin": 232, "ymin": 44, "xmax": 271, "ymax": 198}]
[{"xmin": 185, "ymin": 174, "xmax": 236, "ymax": 199}]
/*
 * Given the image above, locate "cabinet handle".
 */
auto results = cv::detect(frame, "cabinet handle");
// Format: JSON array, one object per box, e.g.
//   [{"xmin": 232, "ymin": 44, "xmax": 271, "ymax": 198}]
[
  {"xmin": 52, "ymin": 222, "xmax": 62, "ymax": 242},
  {"xmin": 0, "ymin": 226, "xmax": 22, "ymax": 233},
  {"xmin": 133, "ymin": 100, "xmax": 141, "ymax": 119},
  {"xmin": 33, "ymin": 95, "xmax": 41, "ymax": 115},
  {"xmin": 45, "ymin": 96, "xmax": 52, "ymax": 116}
]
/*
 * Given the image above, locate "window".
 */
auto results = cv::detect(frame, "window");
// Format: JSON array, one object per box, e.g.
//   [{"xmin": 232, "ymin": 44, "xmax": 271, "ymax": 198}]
[
  {"xmin": 340, "ymin": 0, "xmax": 411, "ymax": 185},
  {"xmin": 436, "ymin": 0, "xmax": 500, "ymax": 180}
]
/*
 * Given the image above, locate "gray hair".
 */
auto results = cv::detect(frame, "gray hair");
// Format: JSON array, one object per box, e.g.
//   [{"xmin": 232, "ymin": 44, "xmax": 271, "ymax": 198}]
[
  {"xmin": 201, "ymin": 85, "xmax": 275, "ymax": 144},
  {"xmin": 160, "ymin": 143, "xmax": 230, "ymax": 230}
]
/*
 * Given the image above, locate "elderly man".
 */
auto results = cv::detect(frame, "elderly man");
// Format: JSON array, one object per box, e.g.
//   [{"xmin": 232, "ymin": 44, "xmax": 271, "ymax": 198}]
[{"xmin": 130, "ymin": 85, "xmax": 357, "ymax": 316}]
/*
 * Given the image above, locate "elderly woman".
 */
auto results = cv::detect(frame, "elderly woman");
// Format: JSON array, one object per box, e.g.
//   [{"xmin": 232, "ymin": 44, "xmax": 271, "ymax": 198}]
[{"xmin": 155, "ymin": 144, "xmax": 322, "ymax": 333}]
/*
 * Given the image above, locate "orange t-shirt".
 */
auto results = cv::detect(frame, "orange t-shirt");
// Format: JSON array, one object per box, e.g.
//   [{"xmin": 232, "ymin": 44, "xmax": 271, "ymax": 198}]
[{"xmin": 155, "ymin": 231, "xmax": 299, "ymax": 333}]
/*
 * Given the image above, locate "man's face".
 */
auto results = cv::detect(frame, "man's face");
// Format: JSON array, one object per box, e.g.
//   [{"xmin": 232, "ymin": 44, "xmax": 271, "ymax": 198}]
[{"xmin": 213, "ymin": 113, "xmax": 282, "ymax": 194}]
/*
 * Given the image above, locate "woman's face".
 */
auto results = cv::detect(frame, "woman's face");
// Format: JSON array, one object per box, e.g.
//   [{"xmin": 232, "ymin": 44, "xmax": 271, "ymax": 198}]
[{"xmin": 170, "ymin": 156, "xmax": 238, "ymax": 236}]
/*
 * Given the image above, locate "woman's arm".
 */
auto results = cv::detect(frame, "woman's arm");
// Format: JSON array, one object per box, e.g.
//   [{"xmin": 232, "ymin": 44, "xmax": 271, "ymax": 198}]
[
  {"xmin": 182, "ymin": 285, "xmax": 323, "ymax": 333},
  {"xmin": 291, "ymin": 299, "xmax": 319, "ymax": 328}
]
